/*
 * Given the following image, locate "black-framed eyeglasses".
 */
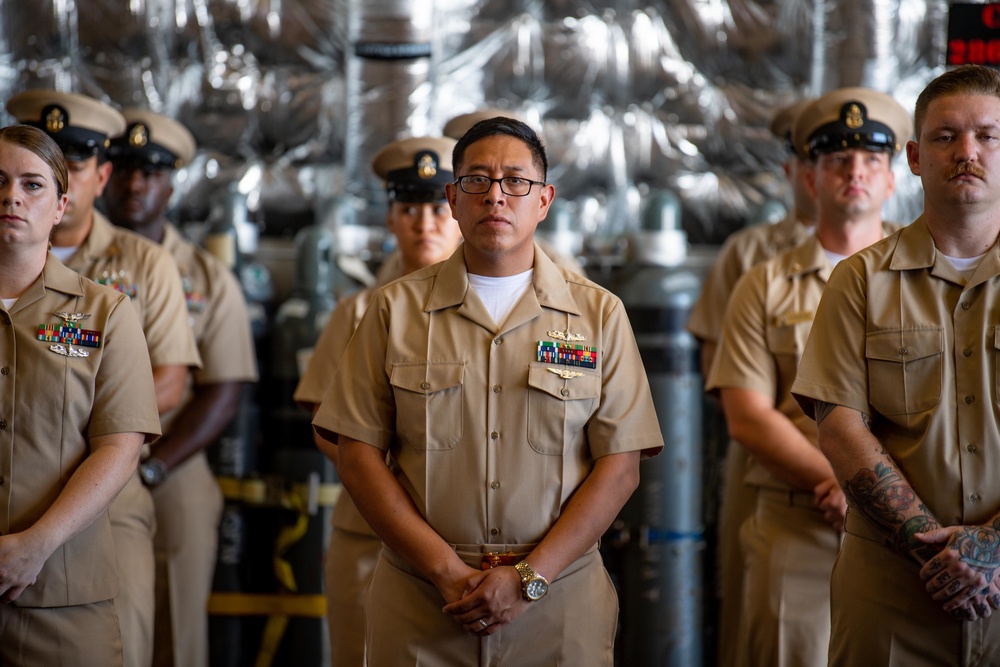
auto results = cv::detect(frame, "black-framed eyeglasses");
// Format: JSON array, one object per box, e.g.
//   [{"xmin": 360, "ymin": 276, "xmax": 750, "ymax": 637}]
[{"xmin": 454, "ymin": 175, "xmax": 546, "ymax": 197}]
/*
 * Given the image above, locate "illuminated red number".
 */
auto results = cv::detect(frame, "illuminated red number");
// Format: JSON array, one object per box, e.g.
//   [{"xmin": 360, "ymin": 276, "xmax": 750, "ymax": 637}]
[
  {"xmin": 949, "ymin": 39, "xmax": 968, "ymax": 65},
  {"xmin": 970, "ymin": 39, "xmax": 987, "ymax": 63},
  {"xmin": 983, "ymin": 4, "xmax": 1000, "ymax": 30}
]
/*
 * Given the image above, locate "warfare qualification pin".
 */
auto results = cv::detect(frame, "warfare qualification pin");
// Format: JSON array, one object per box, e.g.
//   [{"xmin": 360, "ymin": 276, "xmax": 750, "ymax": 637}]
[{"xmin": 38, "ymin": 312, "xmax": 102, "ymax": 358}]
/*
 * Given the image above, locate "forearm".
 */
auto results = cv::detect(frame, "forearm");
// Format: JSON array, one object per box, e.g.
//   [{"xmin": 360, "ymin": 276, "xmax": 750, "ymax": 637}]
[
  {"xmin": 526, "ymin": 450, "xmax": 640, "ymax": 581},
  {"xmin": 152, "ymin": 364, "xmax": 189, "ymax": 414},
  {"xmin": 339, "ymin": 437, "xmax": 468, "ymax": 590},
  {"xmin": 722, "ymin": 387, "xmax": 835, "ymax": 493},
  {"xmin": 150, "ymin": 381, "xmax": 242, "ymax": 469},
  {"xmin": 816, "ymin": 402, "xmax": 940, "ymax": 562}
]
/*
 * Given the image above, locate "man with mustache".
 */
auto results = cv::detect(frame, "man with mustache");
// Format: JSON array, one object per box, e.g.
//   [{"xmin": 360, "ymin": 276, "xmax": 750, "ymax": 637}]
[
  {"xmin": 792, "ymin": 64, "xmax": 1000, "ymax": 665},
  {"xmin": 103, "ymin": 109, "xmax": 258, "ymax": 667},
  {"xmin": 312, "ymin": 116, "xmax": 663, "ymax": 665},
  {"xmin": 708, "ymin": 87, "xmax": 908, "ymax": 667},
  {"xmin": 5, "ymin": 90, "xmax": 200, "ymax": 667}
]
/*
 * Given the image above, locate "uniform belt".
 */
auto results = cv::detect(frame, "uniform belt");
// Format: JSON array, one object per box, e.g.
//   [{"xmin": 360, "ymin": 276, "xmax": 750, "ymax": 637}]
[
  {"xmin": 757, "ymin": 486, "xmax": 819, "ymax": 511},
  {"xmin": 381, "ymin": 542, "xmax": 601, "ymax": 583},
  {"xmin": 448, "ymin": 542, "xmax": 539, "ymax": 570}
]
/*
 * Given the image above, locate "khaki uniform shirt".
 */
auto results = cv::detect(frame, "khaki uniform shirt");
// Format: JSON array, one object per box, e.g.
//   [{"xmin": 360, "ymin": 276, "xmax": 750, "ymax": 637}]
[
  {"xmin": 706, "ymin": 235, "xmax": 830, "ymax": 491},
  {"xmin": 295, "ymin": 288, "xmax": 376, "ymax": 535},
  {"xmin": 314, "ymin": 244, "xmax": 663, "ymax": 547},
  {"xmin": 159, "ymin": 224, "xmax": 257, "ymax": 431},
  {"xmin": 793, "ymin": 217, "xmax": 1000, "ymax": 527},
  {"xmin": 687, "ymin": 215, "xmax": 813, "ymax": 344},
  {"xmin": 0, "ymin": 254, "xmax": 161, "ymax": 607},
  {"xmin": 62, "ymin": 212, "xmax": 200, "ymax": 370}
]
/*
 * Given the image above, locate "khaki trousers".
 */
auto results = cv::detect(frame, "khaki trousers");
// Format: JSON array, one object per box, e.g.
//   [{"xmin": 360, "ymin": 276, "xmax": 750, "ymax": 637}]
[
  {"xmin": 323, "ymin": 528, "xmax": 382, "ymax": 667},
  {"xmin": 366, "ymin": 546, "xmax": 617, "ymax": 667},
  {"xmin": 151, "ymin": 452, "xmax": 223, "ymax": 667},
  {"xmin": 736, "ymin": 487, "xmax": 842, "ymax": 667},
  {"xmin": 109, "ymin": 471, "xmax": 156, "ymax": 667},
  {"xmin": 830, "ymin": 512, "xmax": 1000, "ymax": 667},
  {"xmin": 0, "ymin": 599, "xmax": 122, "ymax": 666}
]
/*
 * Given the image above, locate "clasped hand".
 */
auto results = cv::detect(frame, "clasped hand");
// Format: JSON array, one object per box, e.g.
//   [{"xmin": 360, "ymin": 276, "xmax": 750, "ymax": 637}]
[
  {"xmin": 440, "ymin": 565, "xmax": 529, "ymax": 636},
  {"xmin": 917, "ymin": 524, "xmax": 1000, "ymax": 621}
]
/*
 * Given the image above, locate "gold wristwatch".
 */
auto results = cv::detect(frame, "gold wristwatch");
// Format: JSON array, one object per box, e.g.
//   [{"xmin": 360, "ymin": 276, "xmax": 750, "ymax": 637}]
[{"xmin": 514, "ymin": 560, "xmax": 549, "ymax": 601}]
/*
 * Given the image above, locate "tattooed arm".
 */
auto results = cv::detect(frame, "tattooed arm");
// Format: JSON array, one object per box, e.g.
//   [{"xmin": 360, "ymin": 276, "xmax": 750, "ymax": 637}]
[{"xmin": 815, "ymin": 401, "xmax": 1000, "ymax": 620}]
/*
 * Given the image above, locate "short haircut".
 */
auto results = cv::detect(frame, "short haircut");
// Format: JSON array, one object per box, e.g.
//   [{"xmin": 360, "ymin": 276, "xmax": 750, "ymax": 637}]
[
  {"xmin": 914, "ymin": 64, "xmax": 1000, "ymax": 137},
  {"xmin": 0, "ymin": 124, "xmax": 68, "ymax": 197},
  {"xmin": 452, "ymin": 116, "xmax": 548, "ymax": 181}
]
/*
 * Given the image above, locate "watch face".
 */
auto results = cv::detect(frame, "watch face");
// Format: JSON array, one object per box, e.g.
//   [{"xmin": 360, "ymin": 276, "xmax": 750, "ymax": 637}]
[{"xmin": 526, "ymin": 578, "xmax": 548, "ymax": 601}]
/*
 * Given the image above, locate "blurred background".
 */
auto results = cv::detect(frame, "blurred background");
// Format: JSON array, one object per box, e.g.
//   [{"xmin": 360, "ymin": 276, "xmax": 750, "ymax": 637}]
[{"xmin": 0, "ymin": 1, "xmax": 957, "ymax": 665}]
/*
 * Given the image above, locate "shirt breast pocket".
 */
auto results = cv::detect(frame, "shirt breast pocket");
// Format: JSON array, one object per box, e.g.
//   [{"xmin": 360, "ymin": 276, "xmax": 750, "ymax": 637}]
[
  {"xmin": 390, "ymin": 361, "xmax": 465, "ymax": 451},
  {"xmin": 865, "ymin": 328, "xmax": 943, "ymax": 416},
  {"xmin": 526, "ymin": 363, "xmax": 601, "ymax": 455}
]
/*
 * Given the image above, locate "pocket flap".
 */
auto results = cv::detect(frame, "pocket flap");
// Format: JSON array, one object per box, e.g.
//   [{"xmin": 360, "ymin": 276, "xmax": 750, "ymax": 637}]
[
  {"xmin": 527, "ymin": 364, "xmax": 601, "ymax": 400},
  {"xmin": 866, "ymin": 328, "xmax": 943, "ymax": 363},
  {"xmin": 390, "ymin": 362, "xmax": 465, "ymax": 395}
]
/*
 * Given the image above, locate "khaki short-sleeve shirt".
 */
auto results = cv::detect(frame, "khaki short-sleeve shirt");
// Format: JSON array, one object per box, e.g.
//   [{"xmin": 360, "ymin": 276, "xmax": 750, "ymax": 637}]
[
  {"xmin": 0, "ymin": 254, "xmax": 161, "ymax": 607},
  {"xmin": 159, "ymin": 225, "xmax": 257, "ymax": 430},
  {"xmin": 707, "ymin": 235, "xmax": 831, "ymax": 490},
  {"xmin": 62, "ymin": 212, "xmax": 200, "ymax": 369},
  {"xmin": 687, "ymin": 215, "xmax": 813, "ymax": 345},
  {"xmin": 793, "ymin": 218, "xmax": 1000, "ymax": 526},
  {"xmin": 296, "ymin": 288, "xmax": 375, "ymax": 535},
  {"xmin": 314, "ymin": 244, "xmax": 663, "ymax": 546}
]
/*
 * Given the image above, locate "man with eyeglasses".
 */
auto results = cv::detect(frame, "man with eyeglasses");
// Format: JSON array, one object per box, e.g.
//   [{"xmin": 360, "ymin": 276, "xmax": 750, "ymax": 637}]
[{"xmin": 313, "ymin": 116, "xmax": 663, "ymax": 665}]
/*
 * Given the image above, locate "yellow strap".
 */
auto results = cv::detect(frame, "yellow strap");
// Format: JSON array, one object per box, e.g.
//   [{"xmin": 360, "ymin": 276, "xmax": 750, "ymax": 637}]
[
  {"xmin": 215, "ymin": 476, "xmax": 340, "ymax": 509},
  {"xmin": 206, "ymin": 592, "xmax": 327, "ymax": 617},
  {"xmin": 254, "ymin": 615, "xmax": 289, "ymax": 667},
  {"xmin": 273, "ymin": 490, "xmax": 310, "ymax": 592}
]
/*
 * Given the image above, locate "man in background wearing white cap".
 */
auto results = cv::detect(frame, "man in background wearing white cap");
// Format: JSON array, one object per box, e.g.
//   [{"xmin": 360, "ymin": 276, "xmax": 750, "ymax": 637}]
[
  {"xmin": 295, "ymin": 135, "xmax": 464, "ymax": 666},
  {"xmin": 5, "ymin": 90, "xmax": 201, "ymax": 667},
  {"xmin": 685, "ymin": 97, "xmax": 816, "ymax": 667},
  {"xmin": 793, "ymin": 63, "xmax": 1000, "ymax": 666},
  {"xmin": 103, "ymin": 109, "xmax": 258, "ymax": 667},
  {"xmin": 708, "ymin": 87, "xmax": 909, "ymax": 666}
]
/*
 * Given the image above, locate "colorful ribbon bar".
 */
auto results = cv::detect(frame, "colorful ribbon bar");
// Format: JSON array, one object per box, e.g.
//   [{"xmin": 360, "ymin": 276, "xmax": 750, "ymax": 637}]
[{"xmin": 537, "ymin": 340, "xmax": 597, "ymax": 369}]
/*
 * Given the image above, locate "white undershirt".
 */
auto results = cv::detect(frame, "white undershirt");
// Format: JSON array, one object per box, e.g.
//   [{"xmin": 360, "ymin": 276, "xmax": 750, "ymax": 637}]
[
  {"xmin": 822, "ymin": 249, "xmax": 849, "ymax": 266},
  {"xmin": 1, "ymin": 298, "xmax": 15, "ymax": 309},
  {"xmin": 468, "ymin": 269, "xmax": 534, "ymax": 326},
  {"xmin": 51, "ymin": 245, "xmax": 78, "ymax": 262},
  {"xmin": 943, "ymin": 252, "xmax": 985, "ymax": 282}
]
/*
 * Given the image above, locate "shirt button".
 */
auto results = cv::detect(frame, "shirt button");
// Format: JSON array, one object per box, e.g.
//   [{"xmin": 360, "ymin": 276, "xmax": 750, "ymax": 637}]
[
  {"xmin": 0, "ymin": 366, "xmax": 7, "ymax": 375},
  {"xmin": 491, "ymin": 431, "xmax": 499, "ymax": 440},
  {"xmin": 968, "ymin": 443, "xmax": 978, "ymax": 453},
  {"xmin": 560, "ymin": 388, "xmax": 569, "ymax": 396},
  {"xmin": 0, "ymin": 475, "xmax": 5, "ymax": 485},
  {"xmin": 970, "ymin": 493, "xmax": 981, "ymax": 503},
  {"xmin": 493, "ymin": 337, "xmax": 502, "ymax": 345},
  {"xmin": 493, "ymin": 385, "xmax": 501, "ymax": 393},
  {"xmin": 420, "ymin": 381, "xmax": 430, "ymax": 390},
  {"xmin": 0, "ymin": 419, "xmax": 7, "ymax": 430},
  {"xmin": 490, "ymin": 528, "xmax": 500, "ymax": 536},
  {"xmin": 898, "ymin": 347, "xmax": 908, "ymax": 356},
  {"xmin": 962, "ymin": 301, "xmax": 971, "ymax": 310},
  {"xmin": 490, "ymin": 480, "xmax": 500, "ymax": 489},
  {"xmin": 963, "ymin": 348, "xmax": 973, "ymax": 357},
  {"xmin": 965, "ymin": 395, "xmax": 975, "ymax": 404}
]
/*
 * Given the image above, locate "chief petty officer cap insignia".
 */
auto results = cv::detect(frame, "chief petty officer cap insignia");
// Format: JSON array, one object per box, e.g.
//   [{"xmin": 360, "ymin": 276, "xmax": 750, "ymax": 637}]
[
  {"xmin": 6, "ymin": 90, "xmax": 126, "ymax": 161},
  {"xmin": 108, "ymin": 108, "xmax": 197, "ymax": 171},
  {"xmin": 371, "ymin": 136, "xmax": 457, "ymax": 204},
  {"xmin": 791, "ymin": 87, "xmax": 912, "ymax": 160}
]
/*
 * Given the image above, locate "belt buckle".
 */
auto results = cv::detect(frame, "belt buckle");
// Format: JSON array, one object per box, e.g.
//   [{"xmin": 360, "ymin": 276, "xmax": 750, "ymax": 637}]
[{"xmin": 481, "ymin": 550, "xmax": 516, "ymax": 570}]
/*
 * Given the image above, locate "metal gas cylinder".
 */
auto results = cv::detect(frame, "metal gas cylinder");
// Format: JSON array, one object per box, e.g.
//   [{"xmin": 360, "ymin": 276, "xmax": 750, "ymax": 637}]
[{"xmin": 611, "ymin": 189, "xmax": 704, "ymax": 667}]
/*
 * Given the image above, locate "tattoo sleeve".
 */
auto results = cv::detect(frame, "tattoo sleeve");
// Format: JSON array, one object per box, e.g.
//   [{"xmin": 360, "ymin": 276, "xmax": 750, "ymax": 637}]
[{"xmin": 843, "ymin": 461, "xmax": 941, "ymax": 561}]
